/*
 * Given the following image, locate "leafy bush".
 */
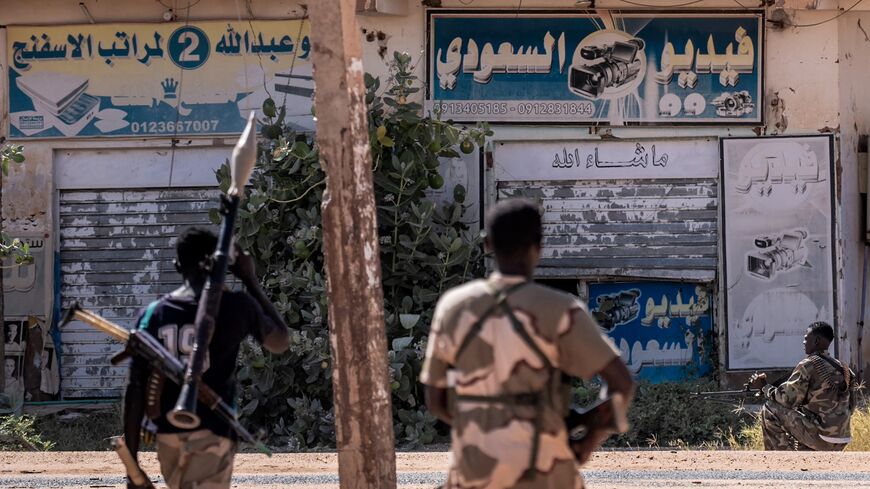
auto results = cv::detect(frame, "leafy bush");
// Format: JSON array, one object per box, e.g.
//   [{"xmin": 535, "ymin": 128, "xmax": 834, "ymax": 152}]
[
  {"xmin": 0, "ymin": 415, "xmax": 55, "ymax": 451},
  {"xmin": 219, "ymin": 52, "xmax": 488, "ymax": 449}
]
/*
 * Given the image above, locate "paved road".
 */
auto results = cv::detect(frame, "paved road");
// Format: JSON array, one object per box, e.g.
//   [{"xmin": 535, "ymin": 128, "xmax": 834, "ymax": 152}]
[
  {"xmin": 3, "ymin": 469, "xmax": 870, "ymax": 488},
  {"xmin": 3, "ymin": 450, "xmax": 870, "ymax": 488}
]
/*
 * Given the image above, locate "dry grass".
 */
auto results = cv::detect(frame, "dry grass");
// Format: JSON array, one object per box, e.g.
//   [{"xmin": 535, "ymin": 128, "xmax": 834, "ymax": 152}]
[{"xmin": 726, "ymin": 407, "xmax": 870, "ymax": 451}]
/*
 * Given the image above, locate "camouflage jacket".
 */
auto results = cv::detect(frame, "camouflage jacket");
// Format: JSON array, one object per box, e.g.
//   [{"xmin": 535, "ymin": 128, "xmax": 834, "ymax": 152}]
[
  {"xmin": 762, "ymin": 351, "xmax": 856, "ymax": 438},
  {"xmin": 421, "ymin": 273, "xmax": 619, "ymax": 489}
]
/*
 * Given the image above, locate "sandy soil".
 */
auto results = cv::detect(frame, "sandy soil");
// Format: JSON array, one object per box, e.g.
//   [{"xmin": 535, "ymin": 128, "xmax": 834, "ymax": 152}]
[
  {"xmin": 1, "ymin": 450, "xmax": 869, "ymax": 488},
  {"xmin": 2, "ymin": 449, "xmax": 869, "ymax": 475}
]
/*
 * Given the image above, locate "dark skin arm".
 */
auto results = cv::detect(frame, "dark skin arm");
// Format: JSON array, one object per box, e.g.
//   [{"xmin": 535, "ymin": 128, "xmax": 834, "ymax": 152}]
[
  {"xmin": 570, "ymin": 356, "xmax": 635, "ymax": 465},
  {"xmin": 229, "ymin": 248, "xmax": 291, "ymax": 354},
  {"xmin": 122, "ymin": 359, "xmax": 149, "ymax": 462},
  {"xmin": 425, "ymin": 385, "xmax": 452, "ymax": 426}
]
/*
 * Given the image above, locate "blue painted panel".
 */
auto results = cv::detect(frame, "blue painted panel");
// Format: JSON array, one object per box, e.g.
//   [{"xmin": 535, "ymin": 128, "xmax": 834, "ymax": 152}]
[{"xmin": 588, "ymin": 281, "xmax": 713, "ymax": 382}]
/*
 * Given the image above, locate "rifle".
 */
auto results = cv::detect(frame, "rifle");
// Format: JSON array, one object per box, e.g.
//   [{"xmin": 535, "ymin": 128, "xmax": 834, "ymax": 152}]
[
  {"xmin": 62, "ymin": 303, "xmax": 271, "ymax": 456},
  {"xmin": 169, "ymin": 112, "xmax": 258, "ymax": 430},
  {"xmin": 111, "ymin": 436, "xmax": 155, "ymax": 489},
  {"xmin": 692, "ymin": 372, "xmax": 790, "ymax": 406},
  {"xmin": 566, "ymin": 393, "xmax": 629, "ymax": 441}
]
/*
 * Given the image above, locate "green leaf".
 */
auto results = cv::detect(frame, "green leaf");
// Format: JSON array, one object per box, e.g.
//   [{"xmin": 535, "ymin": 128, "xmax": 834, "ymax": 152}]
[
  {"xmin": 449, "ymin": 237, "xmax": 462, "ymax": 253},
  {"xmin": 290, "ymin": 141, "xmax": 311, "ymax": 159},
  {"xmin": 392, "ymin": 336, "xmax": 414, "ymax": 351},
  {"xmin": 398, "ymin": 314, "xmax": 420, "ymax": 329}
]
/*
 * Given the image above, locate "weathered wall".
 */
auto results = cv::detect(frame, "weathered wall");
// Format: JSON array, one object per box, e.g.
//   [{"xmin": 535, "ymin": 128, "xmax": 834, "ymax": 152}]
[
  {"xmin": 1, "ymin": 0, "xmax": 867, "ymax": 382},
  {"xmin": 837, "ymin": 11, "xmax": 870, "ymax": 378}
]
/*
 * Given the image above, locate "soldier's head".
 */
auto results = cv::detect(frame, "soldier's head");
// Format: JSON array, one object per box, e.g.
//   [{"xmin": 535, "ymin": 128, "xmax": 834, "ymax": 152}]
[
  {"xmin": 804, "ymin": 321, "xmax": 834, "ymax": 354},
  {"xmin": 174, "ymin": 226, "xmax": 218, "ymax": 280},
  {"xmin": 484, "ymin": 199, "xmax": 542, "ymax": 277}
]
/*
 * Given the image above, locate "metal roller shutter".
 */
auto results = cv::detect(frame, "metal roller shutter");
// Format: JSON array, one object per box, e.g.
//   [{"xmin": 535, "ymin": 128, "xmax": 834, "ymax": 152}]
[
  {"xmin": 498, "ymin": 179, "xmax": 719, "ymax": 282},
  {"xmin": 59, "ymin": 188, "xmax": 220, "ymax": 398}
]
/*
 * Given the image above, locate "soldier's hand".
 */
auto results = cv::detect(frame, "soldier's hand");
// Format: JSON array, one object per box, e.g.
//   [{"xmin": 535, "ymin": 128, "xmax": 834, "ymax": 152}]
[
  {"xmin": 748, "ymin": 372, "xmax": 767, "ymax": 390},
  {"xmin": 570, "ymin": 428, "xmax": 609, "ymax": 466},
  {"xmin": 229, "ymin": 243, "xmax": 257, "ymax": 285}
]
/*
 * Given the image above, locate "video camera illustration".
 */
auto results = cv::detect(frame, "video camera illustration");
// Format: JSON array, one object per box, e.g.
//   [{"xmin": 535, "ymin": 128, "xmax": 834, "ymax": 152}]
[
  {"xmin": 746, "ymin": 229, "xmax": 809, "ymax": 280},
  {"xmin": 569, "ymin": 38, "xmax": 645, "ymax": 100},
  {"xmin": 712, "ymin": 91, "xmax": 755, "ymax": 118},
  {"xmin": 592, "ymin": 289, "xmax": 640, "ymax": 331}
]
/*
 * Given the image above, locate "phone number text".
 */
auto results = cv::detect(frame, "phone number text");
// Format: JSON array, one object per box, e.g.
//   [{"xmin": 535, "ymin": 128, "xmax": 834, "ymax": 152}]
[
  {"xmin": 433, "ymin": 101, "xmax": 595, "ymax": 118},
  {"xmin": 130, "ymin": 120, "xmax": 221, "ymax": 134}
]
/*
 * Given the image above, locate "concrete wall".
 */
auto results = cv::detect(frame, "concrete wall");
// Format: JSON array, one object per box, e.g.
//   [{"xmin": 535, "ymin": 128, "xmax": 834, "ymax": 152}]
[
  {"xmin": 2, "ymin": 0, "xmax": 867, "ymax": 379},
  {"xmin": 837, "ymin": 11, "xmax": 870, "ymax": 379}
]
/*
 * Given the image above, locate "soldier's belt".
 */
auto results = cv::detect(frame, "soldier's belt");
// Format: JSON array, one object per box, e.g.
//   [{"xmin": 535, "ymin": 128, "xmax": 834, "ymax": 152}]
[{"xmin": 455, "ymin": 392, "xmax": 540, "ymax": 406}]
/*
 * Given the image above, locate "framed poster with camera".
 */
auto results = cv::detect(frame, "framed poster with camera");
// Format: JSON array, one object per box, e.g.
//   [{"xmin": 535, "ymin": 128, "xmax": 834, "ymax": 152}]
[
  {"xmin": 720, "ymin": 135, "xmax": 837, "ymax": 370},
  {"xmin": 426, "ymin": 10, "xmax": 763, "ymax": 125}
]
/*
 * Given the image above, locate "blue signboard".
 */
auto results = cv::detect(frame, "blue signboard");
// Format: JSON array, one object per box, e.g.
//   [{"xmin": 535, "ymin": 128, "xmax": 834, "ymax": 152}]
[
  {"xmin": 427, "ymin": 11, "xmax": 763, "ymax": 124},
  {"xmin": 588, "ymin": 282, "xmax": 714, "ymax": 382},
  {"xmin": 7, "ymin": 21, "xmax": 314, "ymax": 138}
]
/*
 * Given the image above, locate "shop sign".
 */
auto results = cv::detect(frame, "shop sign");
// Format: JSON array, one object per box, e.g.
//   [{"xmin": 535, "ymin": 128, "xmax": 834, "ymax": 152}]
[
  {"xmin": 427, "ymin": 10, "xmax": 763, "ymax": 124},
  {"xmin": 721, "ymin": 135, "xmax": 837, "ymax": 370},
  {"xmin": 495, "ymin": 138, "xmax": 719, "ymax": 181},
  {"xmin": 588, "ymin": 281, "xmax": 714, "ymax": 382},
  {"xmin": 7, "ymin": 20, "xmax": 314, "ymax": 138}
]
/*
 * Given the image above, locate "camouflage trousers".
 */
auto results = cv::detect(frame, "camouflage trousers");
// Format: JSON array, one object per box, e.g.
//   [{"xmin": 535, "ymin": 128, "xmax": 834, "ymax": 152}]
[
  {"xmin": 156, "ymin": 430, "xmax": 236, "ymax": 489},
  {"xmin": 761, "ymin": 401, "xmax": 847, "ymax": 451}
]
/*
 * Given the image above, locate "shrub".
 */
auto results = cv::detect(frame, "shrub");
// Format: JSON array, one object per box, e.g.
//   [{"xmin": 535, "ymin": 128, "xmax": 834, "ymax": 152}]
[{"xmin": 219, "ymin": 52, "xmax": 489, "ymax": 449}]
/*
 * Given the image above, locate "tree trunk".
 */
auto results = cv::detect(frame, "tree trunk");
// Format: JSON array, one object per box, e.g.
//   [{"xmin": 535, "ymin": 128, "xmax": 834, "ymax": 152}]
[
  {"xmin": 0, "ymin": 168, "xmax": 5, "ymax": 393},
  {"xmin": 308, "ymin": 2, "xmax": 397, "ymax": 489}
]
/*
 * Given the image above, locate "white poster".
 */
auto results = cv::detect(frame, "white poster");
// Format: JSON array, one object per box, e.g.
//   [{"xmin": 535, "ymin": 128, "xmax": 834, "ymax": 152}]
[
  {"xmin": 722, "ymin": 135, "xmax": 836, "ymax": 370},
  {"xmin": 495, "ymin": 138, "xmax": 719, "ymax": 182}
]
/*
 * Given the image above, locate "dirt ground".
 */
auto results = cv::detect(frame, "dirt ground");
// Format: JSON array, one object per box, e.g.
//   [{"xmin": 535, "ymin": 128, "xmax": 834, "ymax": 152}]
[{"xmin": 1, "ymin": 450, "xmax": 870, "ymax": 488}]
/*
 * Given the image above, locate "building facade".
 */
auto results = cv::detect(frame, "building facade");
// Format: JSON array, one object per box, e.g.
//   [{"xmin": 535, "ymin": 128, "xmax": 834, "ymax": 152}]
[{"xmin": 1, "ymin": 0, "xmax": 868, "ymax": 399}]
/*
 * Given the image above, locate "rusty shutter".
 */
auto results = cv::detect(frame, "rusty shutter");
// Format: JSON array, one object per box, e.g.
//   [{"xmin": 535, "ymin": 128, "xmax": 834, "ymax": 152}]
[
  {"xmin": 59, "ymin": 188, "xmax": 220, "ymax": 398},
  {"xmin": 497, "ymin": 179, "xmax": 718, "ymax": 282}
]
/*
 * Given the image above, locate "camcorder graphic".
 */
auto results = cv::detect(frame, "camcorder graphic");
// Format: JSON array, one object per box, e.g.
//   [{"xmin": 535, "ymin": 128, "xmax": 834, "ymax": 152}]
[
  {"xmin": 592, "ymin": 289, "xmax": 640, "ymax": 331},
  {"xmin": 569, "ymin": 38, "xmax": 645, "ymax": 99},
  {"xmin": 747, "ymin": 229, "xmax": 809, "ymax": 280},
  {"xmin": 712, "ymin": 91, "xmax": 755, "ymax": 117}
]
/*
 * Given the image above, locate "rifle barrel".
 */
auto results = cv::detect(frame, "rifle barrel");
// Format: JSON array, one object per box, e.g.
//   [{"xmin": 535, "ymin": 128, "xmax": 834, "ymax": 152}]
[
  {"xmin": 72, "ymin": 310, "xmax": 130, "ymax": 342},
  {"xmin": 695, "ymin": 389, "xmax": 761, "ymax": 396}
]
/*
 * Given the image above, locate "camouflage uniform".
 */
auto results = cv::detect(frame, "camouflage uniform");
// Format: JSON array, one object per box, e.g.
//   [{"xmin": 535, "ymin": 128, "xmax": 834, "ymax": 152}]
[
  {"xmin": 421, "ymin": 273, "xmax": 619, "ymax": 489},
  {"xmin": 761, "ymin": 351, "xmax": 856, "ymax": 451},
  {"xmin": 156, "ymin": 429, "xmax": 236, "ymax": 489}
]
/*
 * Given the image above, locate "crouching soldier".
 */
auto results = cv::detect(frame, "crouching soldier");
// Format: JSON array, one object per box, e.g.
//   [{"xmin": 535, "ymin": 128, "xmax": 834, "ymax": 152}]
[{"xmin": 749, "ymin": 322, "xmax": 857, "ymax": 451}]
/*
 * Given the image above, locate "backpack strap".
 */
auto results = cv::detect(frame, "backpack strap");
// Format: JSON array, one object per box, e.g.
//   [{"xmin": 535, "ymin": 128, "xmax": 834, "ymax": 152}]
[
  {"xmin": 451, "ymin": 280, "xmax": 556, "ymax": 480},
  {"xmin": 453, "ymin": 281, "xmax": 529, "ymax": 361}
]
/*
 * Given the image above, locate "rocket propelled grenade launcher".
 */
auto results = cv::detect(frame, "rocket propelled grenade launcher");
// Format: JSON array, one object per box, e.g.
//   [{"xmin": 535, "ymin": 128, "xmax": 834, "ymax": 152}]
[
  {"xmin": 169, "ymin": 112, "xmax": 258, "ymax": 430},
  {"xmin": 60, "ymin": 303, "xmax": 271, "ymax": 455}
]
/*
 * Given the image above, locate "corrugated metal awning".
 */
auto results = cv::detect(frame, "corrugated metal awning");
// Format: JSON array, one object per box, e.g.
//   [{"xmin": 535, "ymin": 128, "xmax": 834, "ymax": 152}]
[
  {"xmin": 498, "ymin": 179, "xmax": 718, "ymax": 282},
  {"xmin": 59, "ymin": 188, "xmax": 220, "ymax": 398}
]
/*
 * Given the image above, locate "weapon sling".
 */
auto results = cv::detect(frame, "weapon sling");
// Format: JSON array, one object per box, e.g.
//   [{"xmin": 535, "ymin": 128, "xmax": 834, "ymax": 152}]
[{"xmin": 452, "ymin": 281, "xmax": 563, "ymax": 480}]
